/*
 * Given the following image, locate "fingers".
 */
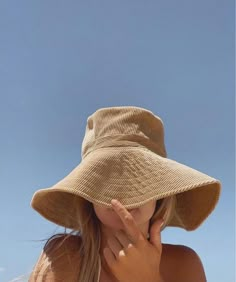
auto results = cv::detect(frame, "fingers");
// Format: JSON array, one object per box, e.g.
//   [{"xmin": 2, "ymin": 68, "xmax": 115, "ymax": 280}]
[
  {"xmin": 111, "ymin": 199, "xmax": 143, "ymax": 243},
  {"xmin": 149, "ymin": 218, "xmax": 163, "ymax": 250},
  {"xmin": 115, "ymin": 230, "xmax": 132, "ymax": 250},
  {"xmin": 104, "ymin": 232, "xmax": 129, "ymax": 269},
  {"xmin": 103, "ymin": 247, "xmax": 116, "ymax": 266},
  {"xmin": 107, "ymin": 235, "xmax": 124, "ymax": 259},
  {"xmin": 106, "ymin": 230, "xmax": 133, "ymax": 259}
]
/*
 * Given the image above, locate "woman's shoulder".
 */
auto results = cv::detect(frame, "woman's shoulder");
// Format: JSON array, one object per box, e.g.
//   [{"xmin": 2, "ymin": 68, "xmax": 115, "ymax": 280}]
[
  {"xmin": 162, "ymin": 242, "xmax": 199, "ymax": 255},
  {"xmin": 44, "ymin": 233, "xmax": 82, "ymax": 252},
  {"xmin": 161, "ymin": 243, "xmax": 207, "ymax": 282},
  {"xmin": 41, "ymin": 233, "xmax": 82, "ymax": 261},
  {"xmin": 29, "ymin": 234, "xmax": 82, "ymax": 282}
]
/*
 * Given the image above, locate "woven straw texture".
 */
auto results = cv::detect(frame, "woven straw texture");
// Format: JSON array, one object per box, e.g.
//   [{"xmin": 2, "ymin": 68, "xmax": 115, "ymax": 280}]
[{"xmin": 31, "ymin": 106, "xmax": 221, "ymax": 231}]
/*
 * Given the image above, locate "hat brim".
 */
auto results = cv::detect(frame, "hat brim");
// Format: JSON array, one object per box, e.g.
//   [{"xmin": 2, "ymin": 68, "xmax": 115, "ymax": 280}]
[{"xmin": 31, "ymin": 147, "xmax": 221, "ymax": 231}]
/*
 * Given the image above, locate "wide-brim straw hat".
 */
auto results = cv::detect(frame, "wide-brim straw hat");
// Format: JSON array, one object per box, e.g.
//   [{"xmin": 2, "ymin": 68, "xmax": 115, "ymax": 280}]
[{"xmin": 31, "ymin": 106, "xmax": 221, "ymax": 231}]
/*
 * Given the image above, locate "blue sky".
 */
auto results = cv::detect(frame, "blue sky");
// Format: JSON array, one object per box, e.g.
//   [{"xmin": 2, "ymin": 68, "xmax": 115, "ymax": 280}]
[{"xmin": 0, "ymin": 1, "xmax": 234, "ymax": 281}]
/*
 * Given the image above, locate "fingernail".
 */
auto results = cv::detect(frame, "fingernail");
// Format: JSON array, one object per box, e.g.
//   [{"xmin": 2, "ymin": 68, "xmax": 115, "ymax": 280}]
[{"xmin": 111, "ymin": 199, "xmax": 118, "ymax": 205}]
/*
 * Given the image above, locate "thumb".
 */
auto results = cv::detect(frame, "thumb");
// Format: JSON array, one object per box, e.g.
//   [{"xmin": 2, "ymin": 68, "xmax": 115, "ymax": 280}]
[{"xmin": 149, "ymin": 218, "xmax": 164, "ymax": 249}]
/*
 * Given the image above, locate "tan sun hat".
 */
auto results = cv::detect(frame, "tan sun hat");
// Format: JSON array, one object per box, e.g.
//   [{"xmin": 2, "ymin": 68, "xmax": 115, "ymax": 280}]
[{"xmin": 31, "ymin": 106, "xmax": 221, "ymax": 231}]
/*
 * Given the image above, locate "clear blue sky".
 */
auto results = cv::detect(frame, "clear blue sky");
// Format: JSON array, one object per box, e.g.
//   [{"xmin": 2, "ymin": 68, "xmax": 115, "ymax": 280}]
[{"xmin": 0, "ymin": 1, "xmax": 234, "ymax": 281}]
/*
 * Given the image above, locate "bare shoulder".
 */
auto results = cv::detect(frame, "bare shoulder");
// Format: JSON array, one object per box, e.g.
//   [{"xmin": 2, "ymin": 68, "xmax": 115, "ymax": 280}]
[
  {"xmin": 29, "ymin": 234, "xmax": 82, "ymax": 281},
  {"xmin": 44, "ymin": 233, "xmax": 82, "ymax": 254},
  {"xmin": 160, "ymin": 243, "xmax": 207, "ymax": 282}
]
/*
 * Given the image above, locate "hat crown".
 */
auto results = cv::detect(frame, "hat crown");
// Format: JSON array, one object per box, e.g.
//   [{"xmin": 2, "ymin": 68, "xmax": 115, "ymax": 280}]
[{"xmin": 81, "ymin": 106, "xmax": 167, "ymax": 159}]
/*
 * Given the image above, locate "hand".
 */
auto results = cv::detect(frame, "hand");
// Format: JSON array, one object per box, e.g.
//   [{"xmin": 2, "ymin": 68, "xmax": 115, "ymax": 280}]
[{"xmin": 103, "ymin": 199, "xmax": 164, "ymax": 282}]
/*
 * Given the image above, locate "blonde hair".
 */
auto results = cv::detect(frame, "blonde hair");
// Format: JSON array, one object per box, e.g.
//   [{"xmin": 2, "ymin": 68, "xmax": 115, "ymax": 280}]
[{"xmin": 43, "ymin": 195, "xmax": 176, "ymax": 282}]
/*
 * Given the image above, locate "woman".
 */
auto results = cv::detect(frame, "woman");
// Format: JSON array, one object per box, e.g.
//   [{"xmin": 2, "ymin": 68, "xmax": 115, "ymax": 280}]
[{"xmin": 29, "ymin": 106, "xmax": 221, "ymax": 281}]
